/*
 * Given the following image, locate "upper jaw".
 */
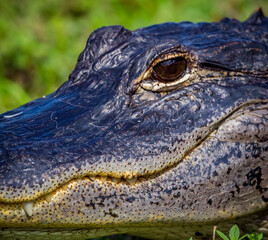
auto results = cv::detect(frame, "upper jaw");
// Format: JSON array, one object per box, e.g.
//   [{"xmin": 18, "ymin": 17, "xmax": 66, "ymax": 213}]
[{"xmin": 0, "ymin": 76, "xmax": 267, "ymax": 204}]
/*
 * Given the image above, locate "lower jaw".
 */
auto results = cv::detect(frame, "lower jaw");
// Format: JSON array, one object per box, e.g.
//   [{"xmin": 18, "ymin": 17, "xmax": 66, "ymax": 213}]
[{"xmin": 1, "ymin": 209, "xmax": 268, "ymax": 240}]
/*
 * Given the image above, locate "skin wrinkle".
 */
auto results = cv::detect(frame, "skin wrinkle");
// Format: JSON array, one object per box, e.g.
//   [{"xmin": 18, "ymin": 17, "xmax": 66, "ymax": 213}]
[{"xmin": 0, "ymin": 9, "xmax": 268, "ymax": 240}]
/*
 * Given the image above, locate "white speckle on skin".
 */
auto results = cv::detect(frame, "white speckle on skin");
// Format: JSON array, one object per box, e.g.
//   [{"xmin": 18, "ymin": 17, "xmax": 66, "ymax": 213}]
[{"xmin": 3, "ymin": 112, "xmax": 23, "ymax": 119}]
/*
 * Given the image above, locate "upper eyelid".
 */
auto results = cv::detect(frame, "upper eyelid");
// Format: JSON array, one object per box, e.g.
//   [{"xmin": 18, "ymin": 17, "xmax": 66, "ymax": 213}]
[
  {"xmin": 142, "ymin": 54, "xmax": 188, "ymax": 78},
  {"xmin": 151, "ymin": 52, "xmax": 187, "ymax": 66}
]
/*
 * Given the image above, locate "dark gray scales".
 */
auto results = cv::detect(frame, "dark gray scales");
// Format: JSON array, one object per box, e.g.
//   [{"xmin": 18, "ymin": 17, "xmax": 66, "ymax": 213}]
[{"xmin": 0, "ymin": 9, "xmax": 267, "ymax": 240}]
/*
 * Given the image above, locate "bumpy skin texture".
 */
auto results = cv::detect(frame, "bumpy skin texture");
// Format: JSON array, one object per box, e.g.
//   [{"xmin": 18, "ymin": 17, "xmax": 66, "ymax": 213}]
[{"xmin": 0, "ymin": 9, "xmax": 268, "ymax": 240}]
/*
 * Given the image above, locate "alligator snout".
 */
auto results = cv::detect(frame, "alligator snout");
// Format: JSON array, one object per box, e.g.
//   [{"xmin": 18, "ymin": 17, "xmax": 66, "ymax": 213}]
[{"xmin": 0, "ymin": 9, "xmax": 267, "ymax": 240}]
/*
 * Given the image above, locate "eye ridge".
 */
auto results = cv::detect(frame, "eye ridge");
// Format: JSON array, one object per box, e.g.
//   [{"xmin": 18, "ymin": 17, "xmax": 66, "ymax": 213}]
[{"xmin": 153, "ymin": 57, "xmax": 186, "ymax": 82}]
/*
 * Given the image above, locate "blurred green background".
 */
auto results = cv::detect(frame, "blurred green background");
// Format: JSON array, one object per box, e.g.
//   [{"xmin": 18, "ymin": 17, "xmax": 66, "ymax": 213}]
[{"xmin": 0, "ymin": 0, "xmax": 267, "ymax": 114}]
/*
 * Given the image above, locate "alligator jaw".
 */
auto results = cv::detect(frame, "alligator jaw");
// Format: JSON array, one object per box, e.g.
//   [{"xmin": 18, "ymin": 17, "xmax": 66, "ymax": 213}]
[
  {"xmin": 0, "ymin": 9, "xmax": 268, "ymax": 239},
  {"xmin": 0, "ymin": 124, "xmax": 267, "ymax": 232},
  {"xmin": 0, "ymin": 101, "xmax": 267, "ymax": 230}
]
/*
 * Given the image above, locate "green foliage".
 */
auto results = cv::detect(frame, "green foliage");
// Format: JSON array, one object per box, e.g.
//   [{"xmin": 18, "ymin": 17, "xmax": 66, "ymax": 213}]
[
  {"xmin": 216, "ymin": 225, "xmax": 248, "ymax": 240},
  {"xmin": 0, "ymin": 0, "xmax": 267, "ymax": 113},
  {"xmin": 189, "ymin": 224, "xmax": 264, "ymax": 240},
  {"xmin": 215, "ymin": 225, "xmax": 263, "ymax": 240},
  {"xmin": 0, "ymin": 78, "xmax": 31, "ymax": 112},
  {"xmin": 248, "ymin": 233, "xmax": 264, "ymax": 240}
]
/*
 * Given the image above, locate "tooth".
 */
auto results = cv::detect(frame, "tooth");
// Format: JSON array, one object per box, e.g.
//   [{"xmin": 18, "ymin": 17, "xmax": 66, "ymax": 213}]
[
  {"xmin": 100, "ymin": 176, "xmax": 107, "ymax": 182},
  {"xmin": 62, "ymin": 184, "xmax": 69, "ymax": 191},
  {"xmin": 89, "ymin": 175, "xmax": 96, "ymax": 181},
  {"xmin": 22, "ymin": 201, "xmax": 33, "ymax": 217},
  {"xmin": 82, "ymin": 176, "xmax": 90, "ymax": 181},
  {"xmin": 45, "ymin": 193, "xmax": 53, "ymax": 203},
  {"xmin": 126, "ymin": 177, "xmax": 137, "ymax": 185},
  {"xmin": 111, "ymin": 177, "xmax": 120, "ymax": 184}
]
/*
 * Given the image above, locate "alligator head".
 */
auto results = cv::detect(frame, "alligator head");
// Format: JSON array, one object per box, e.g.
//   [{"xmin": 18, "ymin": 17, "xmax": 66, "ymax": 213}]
[{"xmin": 0, "ymin": 9, "xmax": 268, "ymax": 240}]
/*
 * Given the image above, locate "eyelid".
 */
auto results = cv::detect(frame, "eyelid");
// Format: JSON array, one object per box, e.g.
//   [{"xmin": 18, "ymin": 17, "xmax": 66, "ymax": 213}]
[
  {"xmin": 139, "ymin": 52, "xmax": 192, "ymax": 92},
  {"xmin": 151, "ymin": 52, "xmax": 185, "ymax": 65},
  {"xmin": 140, "ymin": 71, "xmax": 194, "ymax": 92},
  {"xmin": 142, "ymin": 51, "xmax": 188, "ymax": 77}
]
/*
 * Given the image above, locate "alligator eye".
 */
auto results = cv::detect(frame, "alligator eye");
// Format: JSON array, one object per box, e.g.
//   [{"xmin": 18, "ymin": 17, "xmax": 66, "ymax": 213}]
[{"xmin": 153, "ymin": 57, "xmax": 186, "ymax": 82}]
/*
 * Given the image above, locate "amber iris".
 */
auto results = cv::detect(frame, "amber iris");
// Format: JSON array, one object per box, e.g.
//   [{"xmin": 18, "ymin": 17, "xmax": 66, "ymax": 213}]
[{"xmin": 153, "ymin": 57, "xmax": 186, "ymax": 82}]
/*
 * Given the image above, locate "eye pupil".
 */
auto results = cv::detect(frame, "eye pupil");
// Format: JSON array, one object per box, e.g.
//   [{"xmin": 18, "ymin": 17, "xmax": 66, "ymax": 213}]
[{"xmin": 153, "ymin": 57, "xmax": 186, "ymax": 81}]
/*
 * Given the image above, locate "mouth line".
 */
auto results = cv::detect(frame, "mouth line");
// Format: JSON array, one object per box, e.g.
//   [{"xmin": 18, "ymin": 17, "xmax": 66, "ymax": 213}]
[
  {"xmin": 0, "ymin": 100, "xmax": 267, "ymax": 219},
  {"xmin": 56, "ymin": 99, "xmax": 267, "ymax": 186}
]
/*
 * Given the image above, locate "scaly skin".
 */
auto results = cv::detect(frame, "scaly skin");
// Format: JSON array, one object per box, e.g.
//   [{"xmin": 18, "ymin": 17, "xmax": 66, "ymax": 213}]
[{"xmin": 0, "ymin": 9, "xmax": 268, "ymax": 240}]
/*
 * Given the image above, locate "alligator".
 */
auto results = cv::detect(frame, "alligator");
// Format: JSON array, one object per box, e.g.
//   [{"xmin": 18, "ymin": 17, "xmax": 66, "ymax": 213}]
[{"xmin": 0, "ymin": 9, "xmax": 267, "ymax": 240}]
